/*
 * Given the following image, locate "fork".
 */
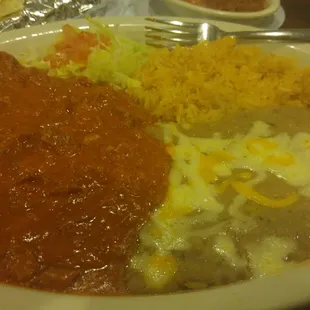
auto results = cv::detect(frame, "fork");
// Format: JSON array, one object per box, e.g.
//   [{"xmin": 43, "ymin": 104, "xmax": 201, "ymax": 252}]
[{"xmin": 145, "ymin": 17, "xmax": 310, "ymax": 47}]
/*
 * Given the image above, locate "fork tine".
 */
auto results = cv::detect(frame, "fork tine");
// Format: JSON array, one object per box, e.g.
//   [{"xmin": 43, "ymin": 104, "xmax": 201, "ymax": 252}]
[
  {"xmin": 145, "ymin": 26, "xmax": 196, "ymax": 36},
  {"xmin": 145, "ymin": 17, "xmax": 199, "ymax": 29}
]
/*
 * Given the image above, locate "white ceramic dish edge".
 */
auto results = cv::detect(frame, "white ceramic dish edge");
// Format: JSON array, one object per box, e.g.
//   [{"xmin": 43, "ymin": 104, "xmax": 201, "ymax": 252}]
[
  {"xmin": 150, "ymin": 1, "xmax": 286, "ymax": 29},
  {"xmin": 161, "ymin": 0, "xmax": 280, "ymax": 20}
]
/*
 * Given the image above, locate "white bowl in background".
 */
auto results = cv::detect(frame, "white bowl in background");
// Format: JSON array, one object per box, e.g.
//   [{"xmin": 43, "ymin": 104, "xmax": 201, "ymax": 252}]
[{"xmin": 160, "ymin": 0, "xmax": 281, "ymax": 24}]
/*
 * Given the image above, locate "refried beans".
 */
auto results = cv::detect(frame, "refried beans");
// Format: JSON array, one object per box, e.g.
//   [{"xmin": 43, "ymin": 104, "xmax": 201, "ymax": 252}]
[{"xmin": 0, "ymin": 52, "xmax": 171, "ymax": 294}]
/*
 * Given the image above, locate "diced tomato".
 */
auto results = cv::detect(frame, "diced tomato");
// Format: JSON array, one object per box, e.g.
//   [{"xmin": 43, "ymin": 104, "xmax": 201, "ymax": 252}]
[{"xmin": 44, "ymin": 24, "xmax": 111, "ymax": 69}]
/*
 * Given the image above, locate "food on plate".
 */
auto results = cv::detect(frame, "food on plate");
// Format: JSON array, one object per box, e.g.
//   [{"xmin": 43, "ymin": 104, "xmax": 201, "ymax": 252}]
[
  {"xmin": 44, "ymin": 24, "xmax": 112, "ymax": 69},
  {"xmin": 128, "ymin": 107, "xmax": 310, "ymax": 292},
  {"xmin": 0, "ymin": 51, "xmax": 170, "ymax": 294},
  {"xmin": 1, "ymin": 20, "xmax": 310, "ymax": 295},
  {"xmin": 136, "ymin": 37, "xmax": 310, "ymax": 125},
  {"xmin": 34, "ymin": 24, "xmax": 310, "ymax": 126},
  {"xmin": 34, "ymin": 21, "xmax": 151, "ymax": 90},
  {"xmin": 0, "ymin": 0, "xmax": 24, "ymax": 18},
  {"xmin": 182, "ymin": 0, "xmax": 266, "ymax": 12}
]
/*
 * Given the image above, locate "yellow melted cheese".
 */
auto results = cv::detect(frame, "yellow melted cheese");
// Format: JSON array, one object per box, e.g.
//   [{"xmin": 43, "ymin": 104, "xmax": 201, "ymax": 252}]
[
  {"xmin": 247, "ymin": 236, "xmax": 295, "ymax": 277},
  {"xmin": 132, "ymin": 121, "xmax": 310, "ymax": 289}
]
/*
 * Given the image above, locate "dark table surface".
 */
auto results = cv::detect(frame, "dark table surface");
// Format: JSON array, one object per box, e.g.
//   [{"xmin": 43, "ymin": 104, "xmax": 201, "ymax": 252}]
[{"xmin": 281, "ymin": 0, "xmax": 310, "ymax": 28}]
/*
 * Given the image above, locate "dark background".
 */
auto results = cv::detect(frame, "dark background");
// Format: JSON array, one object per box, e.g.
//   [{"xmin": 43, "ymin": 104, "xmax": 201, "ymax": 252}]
[{"xmin": 282, "ymin": 0, "xmax": 310, "ymax": 28}]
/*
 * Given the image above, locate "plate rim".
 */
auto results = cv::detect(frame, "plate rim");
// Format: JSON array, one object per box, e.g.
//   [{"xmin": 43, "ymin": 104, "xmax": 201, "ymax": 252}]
[
  {"xmin": 0, "ymin": 15, "xmax": 310, "ymax": 310},
  {"xmin": 0, "ymin": 15, "xmax": 261, "ymax": 45}
]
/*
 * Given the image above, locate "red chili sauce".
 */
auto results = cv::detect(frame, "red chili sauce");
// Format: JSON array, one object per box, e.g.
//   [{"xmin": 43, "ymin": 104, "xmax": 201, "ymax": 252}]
[{"xmin": 0, "ymin": 52, "xmax": 170, "ymax": 295}]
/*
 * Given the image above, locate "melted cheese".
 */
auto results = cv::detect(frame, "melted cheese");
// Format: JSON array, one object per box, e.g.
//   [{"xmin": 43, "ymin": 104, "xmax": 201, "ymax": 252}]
[
  {"xmin": 247, "ymin": 138, "xmax": 276, "ymax": 154},
  {"xmin": 247, "ymin": 237, "xmax": 295, "ymax": 277},
  {"xmin": 213, "ymin": 234, "xmax": 245, "ymax": 268},
  {"xmin": 144, "ymin": 255, "xmax": 177, "ymax": 289},
  {"xmin": 231, "ymin": 181, "xmax": 298, "ymax": 208},
  {"xmin": 132, "ymin": 121, "xmax": 310, "ymax": 289},
  {"xmin": 149, "ymin": 121, "xmax": 310, "ymax": 253}
]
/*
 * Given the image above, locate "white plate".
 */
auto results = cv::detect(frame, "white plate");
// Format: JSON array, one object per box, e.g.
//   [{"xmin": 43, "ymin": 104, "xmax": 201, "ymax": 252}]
[
  {"xmin": 259, "ymin": 5, "xmax": 286, "ymax": 29},
  {"xmin": 1, "ymin": 16, "xmax": 310, "ymax": 310}
]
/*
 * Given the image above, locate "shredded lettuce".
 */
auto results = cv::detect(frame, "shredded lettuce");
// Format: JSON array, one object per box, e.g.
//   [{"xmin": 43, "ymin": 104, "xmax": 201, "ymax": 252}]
[{"xmin": 29, "ymin": 17, "xmax": 152, "ymax": 90}]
